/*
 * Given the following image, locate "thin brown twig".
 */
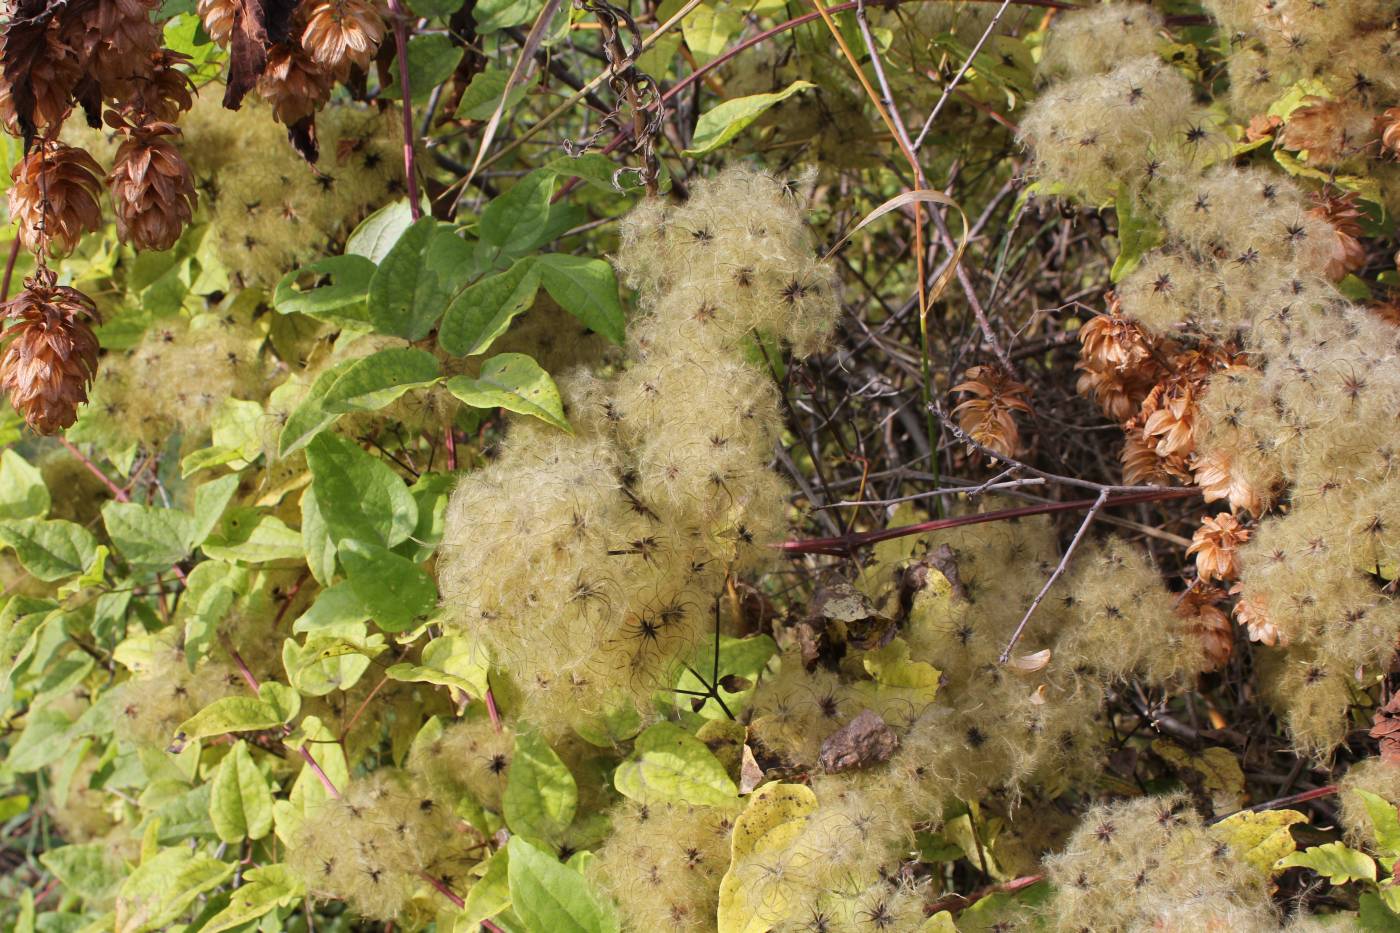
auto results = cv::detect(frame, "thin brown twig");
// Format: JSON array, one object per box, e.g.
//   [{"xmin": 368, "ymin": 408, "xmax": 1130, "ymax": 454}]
[
  {"xmin": 57, "ymin": 436, "xmax": 129, "ymax": 502},
  {"xmin": 999, "ymin": 487, "xmax": 1107, "ymax": 663}
]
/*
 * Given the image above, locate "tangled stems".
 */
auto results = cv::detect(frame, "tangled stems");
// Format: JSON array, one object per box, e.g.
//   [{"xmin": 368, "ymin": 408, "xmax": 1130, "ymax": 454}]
[{"xmin": 778, "ymin": 487, "xmax": 1202, "ymax": 557}]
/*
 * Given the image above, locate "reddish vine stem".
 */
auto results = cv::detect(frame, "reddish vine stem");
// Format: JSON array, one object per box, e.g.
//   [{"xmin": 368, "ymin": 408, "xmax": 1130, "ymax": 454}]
[
  {"xmin": 221, "ymin": 635, "xmax": 468, "ymax": 908},
  {"xmin": 386, "ymin": 0, "xmax": 422, "ymax": 219},
  {"xmin": 778, "ymin": 487, "xmax": 1201, "ymax": 557},
  {"xmin": 1, "ymin": 236, "xmax": 19, "ymax": 302},
  {"xmin": 1212, "ymin": 783, "xmax": 1341, "ymax": 822},
  {"xmin": 58, "ymin": 436, "xmax": 129, "ymax": 502}
]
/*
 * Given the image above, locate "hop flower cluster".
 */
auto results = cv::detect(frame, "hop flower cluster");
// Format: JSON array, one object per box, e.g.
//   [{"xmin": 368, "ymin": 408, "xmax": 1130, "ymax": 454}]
[
  {"xmin": 437, "ymin": 168, "xmax": 840, "ymax": 731},
  {"xmin": 1026, "ymin": 0, "xmax": 1400, "ymax": 754}
]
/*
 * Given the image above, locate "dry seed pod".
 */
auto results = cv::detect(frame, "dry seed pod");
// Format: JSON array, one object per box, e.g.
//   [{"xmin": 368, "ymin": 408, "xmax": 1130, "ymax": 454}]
[
  {"xmin": 0, "ymin": 270, "xmax": 100, "ymax": 434},
  {"xmin": 257, "ymin": 43, "xmax": 334, "ymax": 126},
  {"xmin": 106, "ymin": 115, "xmax": 197, "ymax": 251},
  {"xmin": 301, "ymin": 0, "xmax": 385, "ymax": 77},
  {"xmin": 0, "ymin": 16, "xmax": 84, "ymax": 137},
  {"xmin": 8, "ymin": 140, "xmax": 104, "ymax": 256},
  {"xmin": 951, "ymin": 364, "xmax": 1033, "ymax": 458}
]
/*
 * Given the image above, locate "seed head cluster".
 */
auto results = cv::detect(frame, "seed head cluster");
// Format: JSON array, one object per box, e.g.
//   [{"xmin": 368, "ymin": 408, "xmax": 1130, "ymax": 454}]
[{"xmin": 437, "ymin": 168, "xmax": 840, "ymax": 730}]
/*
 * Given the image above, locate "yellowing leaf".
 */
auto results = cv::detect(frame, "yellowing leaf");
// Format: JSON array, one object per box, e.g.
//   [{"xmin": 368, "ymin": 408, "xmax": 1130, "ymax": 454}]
[
  {"xmin": 1209, "ymin": 809, "xmax": 1306, "ymax": 875},
  {"xmin": 1276, "ymin": 841, "xmax": 1377, "ymax": 884},
  {"xmin": 1152, "ymin": 741, "xmax": 1246, "ymax": 813},
  {"xmin": 717, "ymin": 783, "xmax": 817, "ymax": 933},
  {"xmin": 862, "ymin": 637, "xmax": 941, "ymax": 705}
]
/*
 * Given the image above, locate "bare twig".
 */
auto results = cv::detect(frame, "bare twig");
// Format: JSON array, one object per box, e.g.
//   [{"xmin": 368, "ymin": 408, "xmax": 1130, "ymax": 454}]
[{"xmin": 999, "ymin": 488, "xmax": 1107, "ymax": 663}]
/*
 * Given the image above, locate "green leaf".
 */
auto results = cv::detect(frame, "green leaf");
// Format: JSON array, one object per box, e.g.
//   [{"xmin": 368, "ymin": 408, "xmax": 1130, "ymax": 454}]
[
  {"xmin": 614, "ymin": 721, "xmax": 739, "ymax": 807},
  {"xmin": 682, "ymin": 1, "xmax": 741, "ymax": 63},
  {"xmin": 116, "ymin": 846, "xmax": 235, "ymax": 933},
  {"xmin": 445, "ymin": 353, "xmax": 570, "ymax": 431},
  {"xmin": 277, "ymin": 364, "xmax": 351, "ymax": 459},
  {"xmin": 367, "ymin": 217, "xmax": 447, "ymax": 341},
  {"xmin": 674, "ymin": 635, "xmax": 777, "ymax": 720},
  {"xmin": 385, "ymin": 634, "xmax": 489, "ymax": 695},
  {"xmin": 339, "ymin": 539, "xmax": 437, "ymax": 633},
  {"xmin": 347, "ymin": 200, "xmax": 417, "ymax": 263},
  {"xmin": 461, "ymin": 846, "xmax": 512, "ymax": 928},
  {"xmin": 283, "ymin": 632, "xmax": 376, "ymax": 696},
  {"xmin": 504, "ymin": 728, "xmax": 578, "ymax": 842},
  {"xmin": 382, "ymin": 33, "xmax": 464, "ymax": 103},
  {"xmin": 179, "ymin": 396, "xmax": 265, "ymax": 475},
  {"xmin": 480, "ymin": 170, "xmax": 556, "ymax": 258},
  {"xmin": 1209, "ymin": 808, "xmax": 1306, "ymax": 875},
  {"xmin": 273, "ymin": 255, "xmax": 375, "ymax": 323},
  {"xmin": 1277, "ymin": 841, "xmax": 1377, "ymax": 884},
  {"xmin": 0, "ymin": 519, "xmax": 98, "ymax": 581},
  {"xmin": 39, "ymin": 844, "xmax": 125, "ymax": 902},
  {"xmin": 305, "ymin": 433, "xmax": 418, "ymax": 548},
  {"xmin": 534, "ymin": 253, "xmax": 625, "ymax": 345},
  {"xmin": 438, "ymin": 258, "xmax": 541, "ymax": 357},
  {"xmin": 0, "ymin": 449, "xmax": 48, "ymax": 519},
  {"xmin": 684, "ymin": 80, "xmax": 815, "ymax": 156},
  {"xmin": 322, "ymin": 347, "xmax": 442, "ymax": 413},
  {"xmin": 300, "ymin": 488, "xmax": 337, "ymax": 586},
  {"xmin": 102, "ymin": 501, "xmax": 196, "ymax": 569},
  {"xmin": 6, "ymin": 706, "xmax": 75, "ymax": 771},
  {"xmin": 1110, "ymin": 191, "xmax": 1163, "ymax": 283},
  {"xmin": 209, "ymin": 740, "xmax": 274, "ymax": 843},
  {"xmin": 178, "ymin": 683, "xmax": 301, "ymax": 741},
  {"xmin": 178, "ymin": 560, "xmax": 248, "ymax": 661},
  {"xmin": 199, "ymin": 864, "xmax": 305, "ymax": 933},
  {"xmin": 507, "ymin": 836, "xmax": 619, "ymax": 933},
  {"xmin": 191, "ymin": 474, "xmax": 241, "ymax": 547},
  {"xmin": 1356, "ymin": 789, "xmax": 1400, "ymax": 858},
  {"xmin": 717, "ymin": 783, "xmax": 819, "ymax": 933},
  {"xmin": 474, "ymin": 0, "xmax": 545, "ymax": 33},
  {"xmin": 201, "ymin": 509, "xmax": 304, "ymax": 564},
  {"xmin": 1362, "ymin": 891, "xmax": 1400, "ymax": 932},
  {"xmin": 457, "ymin": 68, "xmax": 530, "ymax": 120}
]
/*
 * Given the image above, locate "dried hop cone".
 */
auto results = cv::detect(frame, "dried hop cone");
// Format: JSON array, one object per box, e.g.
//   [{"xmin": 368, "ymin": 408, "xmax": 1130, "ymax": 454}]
[
  {"xmin": 951, "ymin": 364, "xmax": 1033, "ymax": 458},
  {"xmin": 0, "ymin": 18, "xmax": 84, "ymax": 136},
  {"xmin": 1308, "ymin": 190, "xmax": 1367, "ymax": 282},
  {"xmin": 0, "ymin": 270, "xmax": 100, "ymax": 434},
  {"xmin": 1187, "ymin": 512, "xmax": 1250, "ymax": 583},
  {"xmin": 8, "ymin": 141, "xmax": 104, "ymax": 256},
  {"xmin": 301, "ymin": 0, "xmax": 385, "ymax": 76},
  {"xmin": 196, "ymin": 0, "xmax": 238, "ymax": 46},
  {"xmin": 257, "ymin": 43, "xmax": 334, "ymax": 125},
  {"xmin": 106, "ymin": 115, "xmax": 196, "ymax": 252}
]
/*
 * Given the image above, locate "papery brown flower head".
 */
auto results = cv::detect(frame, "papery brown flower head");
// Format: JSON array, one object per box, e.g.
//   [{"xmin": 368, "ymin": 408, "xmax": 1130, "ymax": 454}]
[
  {"xmin": 1371, "ymin": 690, "xmax": 1400, "ymax": 764},
  {"xmin": 0, "ymin": 14, "xmax": 84, "ymax": 138},
  {"xmin": 8, "ymin": 140, "xmax": 104, "ymax": 256},
  {"xmin": 105, "ymin": 115, "xmax": 196, "ymax": 252},
  {"xmin": 1308, "ymin": 190, "xmax": 1367, "ymax": 282},
  {"xmin": 257, "ymin": 42, "xmax": 334, "ymax": 126},
  {"xmin": 64, "ymin": 0, "xmax": 162, "ymax": 94},
  {"xmin": 301, "ymin": 0, "xmax": 385, "ymax": 77},
  {"xmin": 0, "ymin": 270, "xmax": 100, "ymax": 434},
  {"xmin": 1187, "ymin": 512, "xmax": 1250, "ymax": 583},
  {"xmin": 1177, "ymin": 584, "xmax": 1233, "ymax": 671},
  {"xmin": 1191, "ymin": 448, "xmax": 1263, "ymax": 516},
  {"xmin": 1229, "ymin": 582, "xmax": 1283, "ymax": 647},
  {"xmin": 951, "ymin": 364, "xmax": 1033, "ymax": 459}
]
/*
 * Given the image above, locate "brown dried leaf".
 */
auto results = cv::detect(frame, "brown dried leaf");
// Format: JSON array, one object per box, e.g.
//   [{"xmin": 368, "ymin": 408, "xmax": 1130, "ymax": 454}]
[{"xmin": 818, "ymin": 709, "xmax": 899, "ymax": 774}]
